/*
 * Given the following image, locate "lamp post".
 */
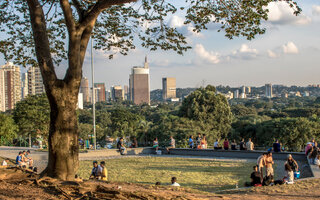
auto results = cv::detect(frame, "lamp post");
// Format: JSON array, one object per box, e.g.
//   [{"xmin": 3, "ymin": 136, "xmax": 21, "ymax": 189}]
[{"xmin": 91, "ymin": 37, "xmax": 96, "ymax": 150}]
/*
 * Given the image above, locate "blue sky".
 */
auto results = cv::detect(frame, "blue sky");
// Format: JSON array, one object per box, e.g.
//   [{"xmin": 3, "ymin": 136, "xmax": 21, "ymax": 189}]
[{"xmin": 1, "ymin": 0, "xmax": 320, "ymax": 90}]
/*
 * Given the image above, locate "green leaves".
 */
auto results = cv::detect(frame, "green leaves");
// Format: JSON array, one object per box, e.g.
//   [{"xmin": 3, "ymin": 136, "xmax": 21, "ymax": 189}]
[{"xmin": 0, "ymin": 113, "xmax": 18, "ymax": 144}]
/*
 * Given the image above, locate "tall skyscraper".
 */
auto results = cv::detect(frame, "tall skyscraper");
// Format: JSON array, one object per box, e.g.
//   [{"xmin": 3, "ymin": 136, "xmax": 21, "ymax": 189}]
[
  {"xmin": 80, "ymin": 77, "xmax": 90, "ymax": 103},
  {"xmin": 240, "ymin": 86, "xmax": 246, "ymax": 94},
  {"xmin": 123, "ymin": 85, "xmax": 129, "ymax": 100},
  {"xmin": 94, "ymin": 83, "xmax": 106, "ymax": 102},
  {"xmin": 265, "ymin": 84, "xmax": 273, "ymax": 98},
  {"xmin": 111, "ymin": 85, "xmax": 124, "ymax": 101},
  {"xmin": 162, "ymin": 77, "xmax": 176, "ymax": 100},
  {"xmin": 129, "ymin": 57, "xmax": 150, "ymax": 105},
  {"xmin": 27, "ymin": 66, "xmax": 45, "ymax": 95},
  {"xmin": 0, "ymin": 62, "xmax": 21, "ymax": 112},
  {"xmin": 21, "ymin": 73, "xmax": 29, "ymax": 99},
  {"xmin": 233, "ymin": 89, "xmax": 239, "ymax": 99}
]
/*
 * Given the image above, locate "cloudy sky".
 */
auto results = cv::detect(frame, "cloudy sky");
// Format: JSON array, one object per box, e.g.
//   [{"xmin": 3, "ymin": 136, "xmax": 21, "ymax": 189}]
[{"xmin": 1, "ymin": 0, "xmax": 320, "ymax": 90}]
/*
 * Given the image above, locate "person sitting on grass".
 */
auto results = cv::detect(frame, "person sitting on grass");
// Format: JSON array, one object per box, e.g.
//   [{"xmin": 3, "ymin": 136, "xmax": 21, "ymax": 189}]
[
  {"xmin": 1, "ymin": 159, "xmax": 9, "ymax": 167},
  {"xmin": 250, "ymin": 165, "xmax": 262, "ymax": 186},
  {"xmin": 90, "ymin": 161, "xmax": 102, "ymax": 179},
  {"xmin": 166, "ymin": 136, "xmax": 175, "ymax": 154},
  {"xmin": 171, "ymin": 177, "xmax": 180, "ymax": 187},
  {"xmin": 16, "ymin": 152, "xmax": 26, "ymax": 167},
  {"xmin": 24, "ymin": 150, "xmax": 33, "ymax": 168},
  {"xmin": 153, "ymin": 138, "xmax": 159, "ymax": 152},
  {"xmin": 117, "ymin": 137, "xmax": 126, "ymax": 155},
  {"xmin": 99, "ymin": 161, "xmax": 108, "ymax": 181}
]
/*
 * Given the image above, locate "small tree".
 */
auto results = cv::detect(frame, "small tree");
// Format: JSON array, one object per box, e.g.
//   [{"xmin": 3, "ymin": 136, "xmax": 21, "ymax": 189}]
[{"xmin": 0, "ymin": 0, "xmax": 300, "ymax": 180}]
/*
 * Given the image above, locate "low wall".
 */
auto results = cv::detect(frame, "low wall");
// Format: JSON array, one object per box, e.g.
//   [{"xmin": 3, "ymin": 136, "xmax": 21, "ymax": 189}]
[
  {"xmin": 80, "ymin": 147, "xmax": 154, "ymax": 159},
  {"xmin": 167, "ymin": 148, "xmax": 308, "ymax": 162}
]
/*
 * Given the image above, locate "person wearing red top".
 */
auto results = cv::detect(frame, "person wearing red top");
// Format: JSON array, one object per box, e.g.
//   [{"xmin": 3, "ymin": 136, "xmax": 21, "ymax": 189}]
[{"xmin": 223, "ymin": 138, "xmax": 229, "ymax": 150}]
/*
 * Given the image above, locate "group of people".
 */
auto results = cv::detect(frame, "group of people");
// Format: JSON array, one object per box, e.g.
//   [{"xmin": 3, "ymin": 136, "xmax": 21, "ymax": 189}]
[
  {"xmin": 305, "ymin": 139, "xmax": 320, "ymax": 167},
  {"xmin": 15, "ymin": 150, "xmax": 34, "ymax": 169},
  {"xmin": 188, "ymin": 134, "xmax": 255, "ymax": 151},
  {"xmin": 89, "ymin": 160, "xmax": 108, "ymax": 181},
  {"xmin": 249, "ymin": 152, "xmax": 299, "ymax": 187},
  {"xmin": 153, "ymin": 136, "xmax": 176, "ymax": 154}
]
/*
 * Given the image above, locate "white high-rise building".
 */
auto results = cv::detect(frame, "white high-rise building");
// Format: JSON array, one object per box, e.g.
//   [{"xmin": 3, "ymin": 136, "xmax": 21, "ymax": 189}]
[
  {"xmin": 0, "ymin": 62, "xmax": 21, "ymax": 111},
  {"xmin": 27, "ymin": 66, "xmax": 45, "ymax": 95},
  {"xmin": 21, "ymin": 73, "xmax": 28, "ymax": 99}
]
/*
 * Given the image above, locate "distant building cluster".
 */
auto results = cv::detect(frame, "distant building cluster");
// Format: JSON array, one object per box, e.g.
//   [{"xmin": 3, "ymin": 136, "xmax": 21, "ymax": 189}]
[
  {"xmin": 0, "ymin": 63, "xmax": 45, "ymax": 112},
  {"xmin": 79, "ymin": 56, "xmax": 178, "ymax": 106}
]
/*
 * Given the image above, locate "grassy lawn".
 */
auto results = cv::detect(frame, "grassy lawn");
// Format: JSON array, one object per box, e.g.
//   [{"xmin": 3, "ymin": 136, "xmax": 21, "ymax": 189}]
[{"xmin": 78, "ymin": 157, "xmax": 254, "ymax": 192}]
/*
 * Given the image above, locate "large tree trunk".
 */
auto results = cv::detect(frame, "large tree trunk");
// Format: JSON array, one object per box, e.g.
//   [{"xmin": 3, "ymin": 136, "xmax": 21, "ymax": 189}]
[{"xmin": 45, "ymin": 87, "xmax": 79, "ymax": 180}]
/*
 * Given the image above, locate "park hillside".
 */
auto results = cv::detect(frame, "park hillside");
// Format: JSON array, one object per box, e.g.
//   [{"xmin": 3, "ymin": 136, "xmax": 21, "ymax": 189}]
[{"xmin": 0, "ymin": 0, "xmax": 302, "ymax": 180}]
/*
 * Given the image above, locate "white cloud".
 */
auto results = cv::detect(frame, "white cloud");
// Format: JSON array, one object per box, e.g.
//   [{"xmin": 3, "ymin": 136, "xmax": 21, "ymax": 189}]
[
  {"xmin": 194, "ymin": 44, "xmax": 220, "ymax": 64},
  {"xmin": 232, "ymin": 44, "xmax": 258, "ymax": 59},
  {"xmin": 170, "ymin": 15, "xmax": 185, "ymax": 28},
  {"xmin": 266, "ymin": 2, "xmax": 311, "ymax": 25},
  {"xmin": 282, "ymin": 42, "xmax": 299, "ymax": 54},
  {"xmin": 169, "ymin": 16, "xmax": 203, "ymax": 38},
  {"xmin": 312, "ymin": 5, "xmax": 320, "ymax": 15},
  {"xmin": 267, "ymin": 50, "xmax": 278, "ymax": 58}
]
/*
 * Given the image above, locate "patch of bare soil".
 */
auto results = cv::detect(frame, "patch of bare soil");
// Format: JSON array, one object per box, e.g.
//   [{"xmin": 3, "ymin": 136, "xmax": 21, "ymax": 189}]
[{"xmin": 1, "ymin": 167, "xmax": 320, "ymax": 200}]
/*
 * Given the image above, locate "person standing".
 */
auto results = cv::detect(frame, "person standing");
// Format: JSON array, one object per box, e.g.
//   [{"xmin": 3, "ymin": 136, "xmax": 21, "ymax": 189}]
[
  {"xmin": 196, "ymin": 133, "xmax": 202, "ymax": 149},
  {"xmin": 265, "ymin": 152, "xmax": 274, "ymax": 177},
  {"xmin": 273, "ymin": 140, "xmax": 281, "ymax": 153},
  {"xmin": 117, "ymin": 137, "xmax": 126, "ymax": 155},
  {"xmin": 246, "ymin": 138, "xmax": 254, "ymax": 151},
  {"xmin": 188, "ymin": 136, "xmax": 194, "ymax": 149},
  {"xmin": 286, "ymin": 154, "xmax": 299, "ymax": 172},
  {"xmin": 257, "ymin": 153, "xmax": 267, "ymax": 179},
  {"xmin": 240, "ymin": 138, "xmax": 246, "ymax": 150},
  {"xmin": 223, "ymin": 138, "xmax": 229, "ymax": 150}
]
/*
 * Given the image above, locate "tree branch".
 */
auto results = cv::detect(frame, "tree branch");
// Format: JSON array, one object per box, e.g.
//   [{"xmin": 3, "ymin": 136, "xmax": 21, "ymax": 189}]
[
  {"xmin": 59, "ymin": 0, "xmax": 76, "ymax": 35},
  {"xmin": 26, "ymin": 0, "xmax": 57, "ymax": 87},
  {"xmin": 79, "ymin": 0, "xmax": 137, "ymax": 30},
  {"xmin": 71, "ymin": 0, "xmax": 84, "ymax": 21}
]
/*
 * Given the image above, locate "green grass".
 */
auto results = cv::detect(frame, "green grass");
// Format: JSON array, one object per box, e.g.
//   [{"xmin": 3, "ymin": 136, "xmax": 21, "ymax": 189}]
[{"xmin": 78, "ymin": 157, "xmax": 254, "ymax": 192}]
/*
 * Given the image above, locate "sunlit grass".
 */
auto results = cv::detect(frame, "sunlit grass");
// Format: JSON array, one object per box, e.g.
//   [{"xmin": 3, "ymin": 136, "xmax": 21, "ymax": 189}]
[{"xmin": 78, "ymin": 157, "xmax": 254, "ymax": 192}]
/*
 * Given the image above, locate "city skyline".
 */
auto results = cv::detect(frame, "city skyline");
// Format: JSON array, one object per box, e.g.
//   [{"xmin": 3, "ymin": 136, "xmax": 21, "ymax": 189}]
[{"xmin": 0, "ymin": 1, "xmax": 319, "ymax": 90}]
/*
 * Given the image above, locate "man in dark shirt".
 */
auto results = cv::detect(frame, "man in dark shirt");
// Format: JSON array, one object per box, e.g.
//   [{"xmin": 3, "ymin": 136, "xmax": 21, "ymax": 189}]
[
  {"xmin": 273, "ymin": 140, "xmax": 281, "ymax": 152},
  {"xmin": 250, "ymin": 165, "xmax": 262, "ymax": 186}
]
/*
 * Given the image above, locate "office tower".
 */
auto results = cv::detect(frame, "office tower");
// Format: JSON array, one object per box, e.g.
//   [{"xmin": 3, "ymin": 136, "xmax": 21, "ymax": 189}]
[
  {"xmin": 105, "ymin": 90, "xmax": 111, "ymax": 102},
  {"xmin": 111, "ymin": 85, "xmax": 124, "ymax": 101},
  {"xmin": 240, "ymin": 86, "xmax": 246, "ymax": 94},
  {"xmin": 0, "ymin": 62, "xmax": 21, "ymax": 112},
  {"xmin": 162, "ymin": 77, "xmax": 176, "ymax": 100},
  {"xmin": 233, "ymin": 90, "xmax": 239, "ymax": 99},
  {"xmin": 94, "ymin": 83, "xmax": 106, "ymax": 102},
  {"xmin": 27, "ymin": 66, "xmax": 45, "ymax": 95},
  {"xmin": 265, "ymin": 84, "xmax": 273, "ymax": 98},
  {"xmin": 247, "ymin": 86, "xmax": 251, "ymax": 94},
  {"xmin": 21, "ymin": 73, "xmax": 29, "ymax": 99},
  {"xmin": 129, "ymin": 57, "xmax": 150, "ymax": 105},
  {"xmin": 80, "ymin": 77, "xmax": 90, "ymax": 103},
  {"xmin": 123, "ymin": 85, "xmax": 129, "ymax": 100}
]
